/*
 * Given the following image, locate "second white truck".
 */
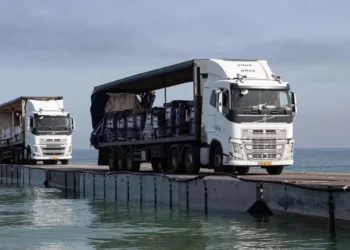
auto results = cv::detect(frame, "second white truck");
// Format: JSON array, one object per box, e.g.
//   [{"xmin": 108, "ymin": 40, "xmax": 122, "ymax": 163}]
[
  {"xmin": 90, "ymin": 59, "xmax": 297, "ymax": 175},
  {"xmin": 0, "ymin": 96, "xmax": 75, "ymax": 165}
]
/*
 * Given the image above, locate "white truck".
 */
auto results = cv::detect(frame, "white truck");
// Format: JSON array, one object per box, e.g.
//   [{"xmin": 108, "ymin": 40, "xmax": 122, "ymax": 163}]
[
  {"xmin": 0, "ymin": 96, "xmax": 75, "ymax": 165},
  {"xmin": 90, "ymin": 59, "xmax": 297, "ymax": 175}
]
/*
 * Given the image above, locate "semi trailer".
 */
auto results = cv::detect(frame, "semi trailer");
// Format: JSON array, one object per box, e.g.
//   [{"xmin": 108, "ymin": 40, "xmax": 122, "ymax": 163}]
[
  {"xmin": 90, "ymin": 59, "xmax": 297, "ymax": 175},
  {"xmin": 0, "ymin": 96, "xmax": 75, "ymax": 165}
]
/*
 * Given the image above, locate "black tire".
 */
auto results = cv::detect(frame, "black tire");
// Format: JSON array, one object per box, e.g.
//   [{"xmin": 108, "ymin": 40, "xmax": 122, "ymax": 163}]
[
  {"xmin": 26, "ymin": 147, "xmax": 36, "ymax": 165},
  {"xmin": 61, "ymin": 160, "xmax": 69, "ymax": 165},
  {"xmin": 236, "ymin": 167, "xmax": 250, "ymax": 175},
  {"xmin": 266, "ymin": 166, "xmax": 284, "ymax": 175},
  {"xmin": 108, "ymin": 148, "xmax": 117, "ymax": 171},
  {"xmin": 125, "ymin": 148, "xmax": 140, "ymax": 172},
  {"xmin": 181, "ymin": 144, "xmax": 200, "ymax": 175},
  {"xmin": 167, "ymin": 145, "xmax": 182, "ymax": 173},
  {"xmin": 17, "ymin": 148, "xmax": 24, "ymax": 164},
  {"xmin": 151, "ymin": 161, "xmax": 162, "ymax": 172},
  {"xmin": 209, "ymin": 142, "xmax": 223, "ymax": 170},
  {"xmin": 116, "ymin": 147, "xmax": 125, "ymax": 171}
]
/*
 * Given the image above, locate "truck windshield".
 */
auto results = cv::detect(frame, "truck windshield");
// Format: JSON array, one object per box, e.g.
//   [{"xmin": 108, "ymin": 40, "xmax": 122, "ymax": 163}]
[
  {"xmin": 35, "ymin": 115, "xmax": 70, "ymax": 131},
  {"xmin": 231, "ymin": 89, "xmax": 292, "ymax": 109}
]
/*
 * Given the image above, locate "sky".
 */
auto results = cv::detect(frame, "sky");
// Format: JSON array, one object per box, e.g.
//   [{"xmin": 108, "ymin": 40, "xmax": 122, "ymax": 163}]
[{"xmin": 0, "ymin": 0, "xmax": 349, "ymax": 149}]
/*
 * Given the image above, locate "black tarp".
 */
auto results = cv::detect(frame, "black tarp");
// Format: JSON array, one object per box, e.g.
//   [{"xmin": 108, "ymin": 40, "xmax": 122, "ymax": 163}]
[{"xmin": 90, "ymin": 91, "xmax": 109, "ymax": 129}]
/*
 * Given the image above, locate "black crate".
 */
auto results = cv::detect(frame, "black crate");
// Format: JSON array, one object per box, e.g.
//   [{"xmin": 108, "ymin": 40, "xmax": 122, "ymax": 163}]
[
  {"xmin": 187, "ymin": 101, "xmax": 195, "ymax": 135},
  {"xmin": 116, "ymin": 111, "xmax": 127, "ymax": 140},
  {"xmin": 152, "ymin": 107, "xmax": 165, "ymax": 139},
  {"xmin": 164, "ymin": 100, "xmax": 190, "ymax": 137},
  {"xmin": 142, "ymin": 109, "xmax": 153, "ymax": 140},
  {"xmin": 135, "ymin": 109, "xmax": 146, "ymax": 140},
  {"xmin": 103, "ymin": 111, "xmax": 117, "ymax": 143}
]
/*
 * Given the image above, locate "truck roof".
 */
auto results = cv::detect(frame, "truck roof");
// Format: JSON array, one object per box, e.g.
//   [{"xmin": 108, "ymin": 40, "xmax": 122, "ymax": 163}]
[
  {"xmin": 0, "ymin": 96, "xmax": 63, "ymax": 113},
  {"xmin": 93, "ymin": 58, "xmax": 261, "ymax": 94}
]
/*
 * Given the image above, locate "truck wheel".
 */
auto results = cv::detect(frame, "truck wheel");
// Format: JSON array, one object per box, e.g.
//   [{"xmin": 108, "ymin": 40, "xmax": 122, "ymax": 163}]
[
  {"xmin": 26, "ymin": 147, "xmax": 36, "ymax": 165},
  {"xmin": 125, "ymin": 148, "xmax": 140, "ymax": 172},
  {"xmin": 266, "ymin": 166, "xmax": 284, "ymax": 175},
  {"xmin": 151, "ymin": 161, "xmax": 162, "ymax": 172},
  {"xmin": 108, "ymin": 148, "xmax": 117, "ymax": 171},
  {"xmin": 167, "ymin": 145, "xmax": 182, "ymax": 173},
  {"xmin": 236, "ymin": 167, "xmax": 250, "ymax": 175},
  {"xmin": 61, "ymin": 160, "xmax": 69, "ymax": 165},
  {"xmin": 116, "ymin": 147, "xmax": 126, "ymax": 171},
  {"xmin": 181, "ymin": 144, "xmax": 200, "ymax": 175},
  {"xmin": 17, "ymin": 149, "xmax": 24, "ymax": 164},
  {"xmin": 209, "ymin": 142, "xmax": 223, "ymax": 170}
]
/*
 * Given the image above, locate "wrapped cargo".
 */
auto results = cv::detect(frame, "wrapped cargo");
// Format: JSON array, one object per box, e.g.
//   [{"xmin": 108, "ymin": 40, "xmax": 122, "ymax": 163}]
[
  {"xmin": 187, "ymin": 101, "xmax": 195, "ymax": 135},
  {"xmin": 126, "ymin": 109, "xmax": 137, "ymax": 140},
  {"xmin": 116, "ymin": 111, "xmax": 127, "ymax": 140},
  {"xmin": 164, "ymin": 100, "xmax": 189, "ymax": 137},
  {"xmin": 135, "ymin": 109, "xmax": 146, "ymax": 140},
  {"xmin": 152, "ymin": 107, "xmax": 165, "ymax": 139},
  {"xmin": 103, "ymin": 111, "xmax": 117, "ymax": 143},
  {"xmin": 142, "ymin": 109, "xmax": 153, "ymax": 140}
]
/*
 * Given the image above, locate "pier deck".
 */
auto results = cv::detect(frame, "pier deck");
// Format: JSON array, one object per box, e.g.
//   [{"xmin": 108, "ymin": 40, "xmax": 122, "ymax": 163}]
[{"xmin": 1, "ymin": 163, "xmax": 349, "ymax": 233}]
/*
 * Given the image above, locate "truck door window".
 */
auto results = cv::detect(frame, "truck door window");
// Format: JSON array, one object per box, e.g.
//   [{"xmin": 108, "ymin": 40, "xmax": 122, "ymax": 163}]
[
  {"xmin": 218, "ymin": 89, "xmax": 229, "ymax": 115},
  {"xmin": 210, "ymin": 90, "xmax": 216, "ymax": 107}
]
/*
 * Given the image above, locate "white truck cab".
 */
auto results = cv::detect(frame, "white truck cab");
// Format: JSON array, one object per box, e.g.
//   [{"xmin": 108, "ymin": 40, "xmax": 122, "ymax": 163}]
[
  {"xmin": 0, "ymin": 96, "xmax": 75, "ymax": 165},
  {"xmin": 200, "ymin": 59, "xmax": 297, "ymax": 175},
  {"xmin": 25, "ymin": 98, "xmax": 75, "ymax": 164}
]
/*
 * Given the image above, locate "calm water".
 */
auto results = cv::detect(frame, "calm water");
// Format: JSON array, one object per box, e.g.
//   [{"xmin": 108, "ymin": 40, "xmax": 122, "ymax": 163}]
[
  {"xmin": 1, "ymin": 148, "xmax": 350, "ymax": 249},
  {"xmin": 1, "ymin": 186, "xmax": 350, "ymax": 250},
  {"xmin": 71, "ymin": 147, "xmax": 350, "ymax": 173}
]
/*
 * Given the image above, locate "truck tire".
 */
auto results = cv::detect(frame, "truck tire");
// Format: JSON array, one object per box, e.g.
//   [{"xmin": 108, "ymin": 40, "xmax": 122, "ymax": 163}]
[
  {"xmin": 209, "ymin": 142, "xmax": 223, "ymax": 170},
  {"xmin": 61, "ymin": 160, "xmax": 69, "ymax": 165},
  {"xmin": 125, "ymin": 147, "xmax": 140, "ymax": 172},
  {"xmin": 266, "ymin": 166, "xmax": 284, "ymax": 175},
  {"xmin": 26, "ymin": 147, "xmax": 36, "ymax": 165},
  {"xmin": 108, "ymin": 147, "xmax": 117, "ymax": 171},
  {"xmin": 166, "ymin": 144, "xmax": 182, "ymax": 173},
  {"xmin": 17, "ymin": 148, "xmax": 24, "ymax": 164},
  {"xmin": 236, "ymin": 167, "xmax": 250, "ymax": 175},
  {"xmin": 181, "ymin": 144, "xmax": 200, "ymax": 175},
  {"xmin": 116, "ymin": 147, "xmax": 126, "ymax": 171}
]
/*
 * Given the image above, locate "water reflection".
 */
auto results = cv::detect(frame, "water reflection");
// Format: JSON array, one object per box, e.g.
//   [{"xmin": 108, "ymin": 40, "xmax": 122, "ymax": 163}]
[{"xmin": 0, "ymin": 187, "xmax": 350, "ymax": 250}]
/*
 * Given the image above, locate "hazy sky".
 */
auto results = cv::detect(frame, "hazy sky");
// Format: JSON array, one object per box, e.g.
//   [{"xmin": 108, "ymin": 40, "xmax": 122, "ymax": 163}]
[{"xmin": 0, "ymin": 0, "xmax": 349, "ymax": 149}]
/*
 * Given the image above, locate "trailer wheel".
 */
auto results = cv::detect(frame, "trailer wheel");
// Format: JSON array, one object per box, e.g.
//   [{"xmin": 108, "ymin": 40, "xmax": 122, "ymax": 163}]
[
  {"xmin": 181, "ymin": 144, "xmax": 200, "ymax": 175},
  {"xmin": 108, "ymin": 147, "xmax": 117, "ymax": 171},
  {"xmin": 116, "ymin": 147, "xmax": 126, "ymax": 171},
  {"xmin": 209, "ymin": 142, "xmax": 223, "ymax": 170},
  {"xmin": 125, "ymin": 148, "xmax": 140, "ymax": 172},
  {"xmin": 167, "ymin": 145, "xmax": 182, "ymax": 173}
]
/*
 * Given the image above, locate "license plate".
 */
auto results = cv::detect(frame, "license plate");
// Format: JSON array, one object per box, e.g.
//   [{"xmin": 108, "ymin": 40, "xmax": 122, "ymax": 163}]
[
  {"xmin": 260, "ymin": 162, "xmax": 272, "ymax": 166},
  {"xmin": 49, "ymin": 157, "xmax": 58, "ymax": 160}
]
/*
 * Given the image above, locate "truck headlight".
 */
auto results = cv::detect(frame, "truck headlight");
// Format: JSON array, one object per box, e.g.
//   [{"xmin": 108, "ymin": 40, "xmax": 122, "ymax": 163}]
[{"xmin": 233, "ymin": 143, "xmax": 243, "ymax": 156}]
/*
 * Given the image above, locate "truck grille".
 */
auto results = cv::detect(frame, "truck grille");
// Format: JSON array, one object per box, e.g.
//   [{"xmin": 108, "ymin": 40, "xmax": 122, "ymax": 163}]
[
  {"xmin": 242, "ymin": 129, "xmax": 286, "ymax": 161},
  {"xmin": 40, "ymin": 138, "xmax": 66, "ymax": 156}
]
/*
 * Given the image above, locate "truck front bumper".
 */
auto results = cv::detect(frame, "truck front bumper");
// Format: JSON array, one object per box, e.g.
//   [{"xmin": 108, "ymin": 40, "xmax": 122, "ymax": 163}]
[{"xmin": 226, "ymin": 159, "xmax": 293, "ymax": 166}]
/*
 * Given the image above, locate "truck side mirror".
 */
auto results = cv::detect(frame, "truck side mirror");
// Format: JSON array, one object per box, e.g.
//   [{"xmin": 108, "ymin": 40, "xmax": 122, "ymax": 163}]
[
  {"xmin": 71, "ymin": 118, "xmax": 75, "ymax": 131},
  {"xmin": 291, "ymin": 91, "xmax": 297, "ymax": 116}
]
